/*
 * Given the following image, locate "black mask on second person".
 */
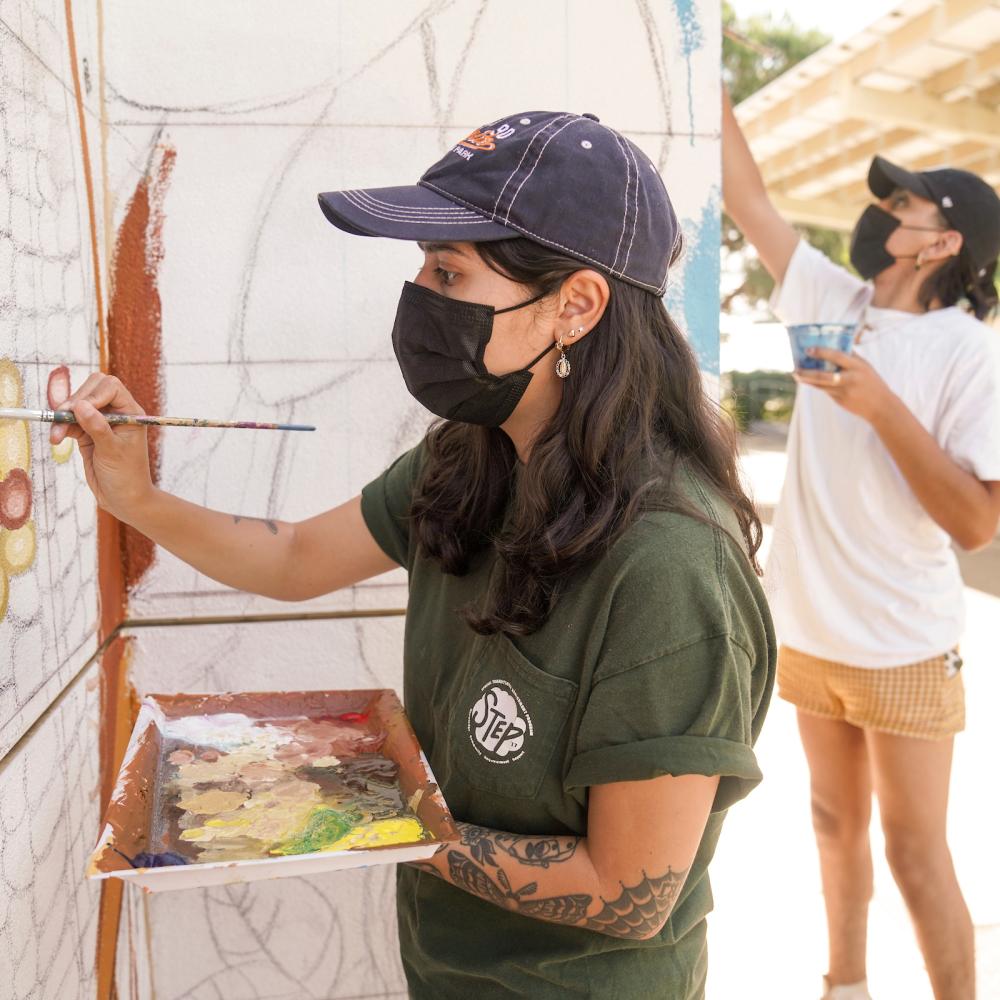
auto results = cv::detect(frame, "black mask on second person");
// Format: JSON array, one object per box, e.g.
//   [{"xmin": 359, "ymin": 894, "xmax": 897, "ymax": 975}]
[
  {"xmin": 849, "ymin": 203, "xmax": 943, "ymax": 280},
  {"xmin": 390, "ymin": 281, "xmax": 554, "ymax": 427}
]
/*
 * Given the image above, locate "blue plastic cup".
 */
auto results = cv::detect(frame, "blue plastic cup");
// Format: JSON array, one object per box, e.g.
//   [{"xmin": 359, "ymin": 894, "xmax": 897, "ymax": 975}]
[{"xmin": 786, "ymin": 323, "xmax": 857, "ymax": 373}]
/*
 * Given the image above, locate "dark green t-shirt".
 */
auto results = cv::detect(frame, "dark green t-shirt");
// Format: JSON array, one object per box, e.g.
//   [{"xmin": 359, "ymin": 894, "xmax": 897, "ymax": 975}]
[{"xmin": 361, "ymin": 442, "xmax": 776, "ymax": 1000}]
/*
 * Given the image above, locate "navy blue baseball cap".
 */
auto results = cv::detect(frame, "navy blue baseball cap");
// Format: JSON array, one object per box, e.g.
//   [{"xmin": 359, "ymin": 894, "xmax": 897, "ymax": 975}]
[{"xmin": 318, "ymin": 111, "xmax": 680, "ymax": 295}]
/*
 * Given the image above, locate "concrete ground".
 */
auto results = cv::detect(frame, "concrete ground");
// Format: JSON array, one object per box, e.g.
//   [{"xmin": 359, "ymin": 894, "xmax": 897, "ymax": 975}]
[{"xmin": 705, "ymin": 424, "xmax": 999, "ymax": 1000}]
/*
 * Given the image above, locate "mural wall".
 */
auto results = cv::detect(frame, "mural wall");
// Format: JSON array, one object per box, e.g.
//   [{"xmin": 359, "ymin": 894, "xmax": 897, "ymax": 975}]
[{"xmin": 0, "ymin": 1, "xmax": 721, "ymax": 997}]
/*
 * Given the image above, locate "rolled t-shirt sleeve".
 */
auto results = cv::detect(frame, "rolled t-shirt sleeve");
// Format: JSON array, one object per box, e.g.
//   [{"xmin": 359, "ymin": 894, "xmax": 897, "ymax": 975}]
[
  {"xmin": 360, "ymin": 443, "xmax": 426, "ymax": 570},
  {"xmin": 770, "ymin": 236, "xmax": 869, "ymax": 325},
  {"xmin": 565, "ymin": 633, "xmax": 764, "ymax": 812}
]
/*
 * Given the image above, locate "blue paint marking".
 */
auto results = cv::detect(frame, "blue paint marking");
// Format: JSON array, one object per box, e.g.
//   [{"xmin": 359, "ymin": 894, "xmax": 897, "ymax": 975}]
[
  {"xmin": 674, "ymin": 0, "xmax": 705, "ymax": 144},
  {"xmin": 666, "ymin": 191, "xmax": 721, "ymax": 376}
]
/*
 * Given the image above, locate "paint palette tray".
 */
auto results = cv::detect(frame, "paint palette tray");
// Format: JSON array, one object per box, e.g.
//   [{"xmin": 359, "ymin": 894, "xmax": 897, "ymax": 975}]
[{"xmin": 88, "ymin": 689, "xmax": 456, "ymax": 892}]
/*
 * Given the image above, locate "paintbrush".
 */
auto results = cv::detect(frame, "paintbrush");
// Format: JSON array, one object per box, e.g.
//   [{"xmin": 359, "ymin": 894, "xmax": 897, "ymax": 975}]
[{"xmin": 0, "ymin": 407, "xmax": 315, "ymax": 432}]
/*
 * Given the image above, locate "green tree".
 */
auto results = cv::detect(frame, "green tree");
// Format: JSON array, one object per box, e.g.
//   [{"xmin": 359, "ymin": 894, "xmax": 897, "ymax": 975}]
[{"xmin": 722, "ymin": 3, "xmax": 849, "ymax": 312}]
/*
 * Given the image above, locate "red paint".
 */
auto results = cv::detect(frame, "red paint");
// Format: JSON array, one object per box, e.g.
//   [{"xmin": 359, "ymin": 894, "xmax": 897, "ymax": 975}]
[
  {"xmin": 338, "ymin": 712, "xmax": 369, "ymax": 723},
  {"xmin": 47, "ymin": 366, "xmax": 71, "ymax": 407},
  {"xmin": 0, "ymin": 469, "xmax": 32, "ymax": 530}
]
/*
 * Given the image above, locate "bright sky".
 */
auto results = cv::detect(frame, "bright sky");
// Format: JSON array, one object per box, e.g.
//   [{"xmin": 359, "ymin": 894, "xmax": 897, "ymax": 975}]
[{"xmin": 730, "ymin": 0, "xmax": 903, "ymax": 42}]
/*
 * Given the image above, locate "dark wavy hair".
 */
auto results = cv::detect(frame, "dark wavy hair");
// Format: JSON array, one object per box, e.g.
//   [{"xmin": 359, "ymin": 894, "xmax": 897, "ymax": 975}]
[
  {"xmin": 919, "ymin": 210, "xmax": 999, "ymax": 321},
  {"xmin": 409, "ymin": 237, "xmax": 762, "ymax": 637}
]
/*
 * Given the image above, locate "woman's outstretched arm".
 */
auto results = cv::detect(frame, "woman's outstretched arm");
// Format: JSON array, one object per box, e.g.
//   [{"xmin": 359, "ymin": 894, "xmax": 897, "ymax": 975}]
[{"xmin": 52, "ymin": 372, "xmax": 397, "ymax": 601}]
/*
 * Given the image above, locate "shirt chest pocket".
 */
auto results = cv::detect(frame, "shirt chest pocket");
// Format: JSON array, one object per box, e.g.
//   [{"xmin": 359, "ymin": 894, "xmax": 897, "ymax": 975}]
[{"xmin": 450, "ymin": 634, "xmax": 578, "ymax": 800}]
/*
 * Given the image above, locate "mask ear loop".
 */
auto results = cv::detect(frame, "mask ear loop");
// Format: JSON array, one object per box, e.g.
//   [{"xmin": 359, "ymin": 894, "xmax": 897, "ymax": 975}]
[
  {"xmin": 493, "ymin": 287, "xmax": 559, "ymax": 371},
  {"xmin": 494, "ymin": 289, "xmax": 550, "ymax": 315}
]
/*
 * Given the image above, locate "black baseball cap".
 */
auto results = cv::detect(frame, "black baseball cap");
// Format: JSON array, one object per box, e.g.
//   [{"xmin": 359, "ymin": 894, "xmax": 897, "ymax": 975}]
[
  {"xmin": 318, "ymin": 111, "xmax": 680, "ymax": 295},
  {"xmin": 868, "ymin": 155, "xmax": 1000, "ymax": 275}
]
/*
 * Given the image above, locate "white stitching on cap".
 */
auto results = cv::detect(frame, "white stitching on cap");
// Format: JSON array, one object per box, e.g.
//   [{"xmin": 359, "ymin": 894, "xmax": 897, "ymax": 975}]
[
  {"xmin": 604, "ymin": 129, "xmax": 631, "ymax": 271},
  {"xmin": 340, "ymin": 190, "xmax": 496, "ymax": 224},
  {"xmin": 620, "ymin": 137, "xmax": 641, "ymax": 273},
  {"xmin": 350, "ymin": 190, "xmax": 477, "ymax": 215},
  {"xmin": 503, "ymin": 118, "xmax": 578, "ymax": 225},
  {"xmin": 491, "ymin": 114, "xmax": 574, "ymax": 220},
  {"xmin": 420, "ymin": 179, "xmax": 668, "ymax": 294}
]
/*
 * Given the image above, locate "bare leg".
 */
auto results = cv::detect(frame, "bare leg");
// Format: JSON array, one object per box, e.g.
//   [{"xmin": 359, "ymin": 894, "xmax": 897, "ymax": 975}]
[
  {"xmin": 866, "ymin": 731, "xmax": 974, "ymax": 1000},
  {"xmin": 797, "ymin": 711, "xmax": 874, "ymax": 987}
]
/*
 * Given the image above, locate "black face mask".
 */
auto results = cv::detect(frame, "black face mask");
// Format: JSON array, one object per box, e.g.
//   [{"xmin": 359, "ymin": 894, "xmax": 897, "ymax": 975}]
[
  {"xmin": 849, "ymin": 203, "xmax": 944, "ymax": 280},
  {"xmin": 390, "ymin": 281, "xmax": 554, "ymax": 427}
]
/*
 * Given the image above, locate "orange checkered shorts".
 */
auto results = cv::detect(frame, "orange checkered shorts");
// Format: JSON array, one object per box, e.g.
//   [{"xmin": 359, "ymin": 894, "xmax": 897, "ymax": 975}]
[{"xmin": 777, "ymin": 645, "xmax": 965, "ymax": 740}]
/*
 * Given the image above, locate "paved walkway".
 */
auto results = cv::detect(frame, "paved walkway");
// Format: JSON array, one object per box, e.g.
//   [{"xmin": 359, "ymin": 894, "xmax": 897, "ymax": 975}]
[{"xmin": 705, "ymin": 426, "xmax": 999, "ymax": 999}]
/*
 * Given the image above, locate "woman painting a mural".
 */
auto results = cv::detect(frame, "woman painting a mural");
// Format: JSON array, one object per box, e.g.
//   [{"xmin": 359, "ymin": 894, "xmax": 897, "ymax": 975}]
[
  {"xmin": 723, "ymin": 88, "xmax": 1000, "ymax": 1000},
  {"xmin": 51, "ymin": 111, "xmax": 775, "ymax": 999}
]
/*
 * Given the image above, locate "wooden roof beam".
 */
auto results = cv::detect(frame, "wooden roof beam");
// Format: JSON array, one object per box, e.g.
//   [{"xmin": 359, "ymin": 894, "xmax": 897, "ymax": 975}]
[
  {"xmin": 738, "ymin": 0, "xmax": 990, "ymax": 141},
  {"xmin": 843, "ymin": 84, "xmax": 1000, "ymax": 148},
  {"xmin": 814, "ymin": 142, "xmax": 1000, "ymax": 205},
  {"xmin": 764, "ymin": 127, "xmax": 916, "ymax": 189},
  {"xmin": 918, "ymin": 39, "xmax": 1000, "ymax": 98}
]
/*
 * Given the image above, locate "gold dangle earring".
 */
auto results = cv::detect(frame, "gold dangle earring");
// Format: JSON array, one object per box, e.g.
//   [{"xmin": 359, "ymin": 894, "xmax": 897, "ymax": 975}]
[
  {"xmin": 556, "ymin": 335, "xmax": 571, "ymax": 379},
  {"xmin": 556, "ymin": 326, "xmax": 583, "ymax": 379}
]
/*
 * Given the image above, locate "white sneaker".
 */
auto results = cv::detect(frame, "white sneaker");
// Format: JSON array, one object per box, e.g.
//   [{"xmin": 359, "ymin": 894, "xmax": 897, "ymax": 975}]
[{"xmin": 820, "ymin": 975, "xmax": 872, "ymax": 1000}]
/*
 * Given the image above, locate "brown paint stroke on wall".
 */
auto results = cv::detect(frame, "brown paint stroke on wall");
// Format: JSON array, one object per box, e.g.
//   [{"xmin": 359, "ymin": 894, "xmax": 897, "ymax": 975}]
[
  {"xmin": 106, "ymin": 144, "xmax": 176, "ymax": 594},
  {"xmin": 97, "ymin": 144, "xmax": 175, "ymax": 998}
]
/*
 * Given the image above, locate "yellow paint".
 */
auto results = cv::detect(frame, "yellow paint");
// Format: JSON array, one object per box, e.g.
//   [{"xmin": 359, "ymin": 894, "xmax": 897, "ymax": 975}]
[
  {"xmin": 0, "ymin": 360, "xmax": 23, "ymax": 408},
  {"xmin": 318, "ymin": 816, "xmax": 428, "ymax": 853},
  {"xmin": 1, "ymin": 522, "xmax": 36, "ymax": 576},
  {"xmin": 310, "ymin": 755, "xmax": 341, "ymax": 768},
  {"xmin": 0, "ymin": 419, "xmax": 30, "ymax": 479},
  {"xmin": 50, "ymin": 437, "xmax": 74, "ymax": 463},
  {"xmin": 176, "ymin": 789, "xmax": 248, "ymax": 815},
  {"xmin": 179, "ymin": 781, "xmax": 323, "ymax": 847}
]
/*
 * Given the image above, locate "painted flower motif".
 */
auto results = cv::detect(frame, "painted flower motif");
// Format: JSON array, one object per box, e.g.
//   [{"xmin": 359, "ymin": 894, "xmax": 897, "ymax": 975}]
[
  {"xmin": 0, "ymin": 359, "xmax": 38, "ymax": 619},
  {"xmin": 47, "ymin": 366, "xmax": 74, "ymax": 464}
]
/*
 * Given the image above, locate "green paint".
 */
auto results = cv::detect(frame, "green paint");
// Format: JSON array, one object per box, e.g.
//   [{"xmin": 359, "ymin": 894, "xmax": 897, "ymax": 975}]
[{"xmin": 272, "ymin": 806, "xmax": 362, "ymax": 856}]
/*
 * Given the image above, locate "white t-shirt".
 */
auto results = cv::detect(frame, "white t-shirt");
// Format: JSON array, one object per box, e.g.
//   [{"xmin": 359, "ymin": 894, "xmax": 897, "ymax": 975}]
[{"xmin": 765, "ymin": 238, "xmax": 1000, "ymax": 667}]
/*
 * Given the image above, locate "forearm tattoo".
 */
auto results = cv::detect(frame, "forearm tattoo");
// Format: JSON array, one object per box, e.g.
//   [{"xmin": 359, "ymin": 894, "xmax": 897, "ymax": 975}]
[
  {"xmin": 420, "ymin": 822, "xmax": 688, "ymax": 939},
  {"xmin": 232, "ymin": 515, "xmax": 278, "ymax": 534},
  {"xmin": 582, "ymin": 869, "xmax": 687, "ymax": 938}
]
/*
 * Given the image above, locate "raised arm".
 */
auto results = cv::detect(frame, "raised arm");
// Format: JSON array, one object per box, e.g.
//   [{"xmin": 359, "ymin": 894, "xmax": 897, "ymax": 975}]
[
  {"xmin": 412, "ymin": 773, "xmax": 719, "ymax": 940},
  {"xmin": 721, "ymin": 86, "xmax": 800, "ymax": 284},
  {"xmin": 52, "ymin": 373, "xmax": 397, "ymax": 602}
]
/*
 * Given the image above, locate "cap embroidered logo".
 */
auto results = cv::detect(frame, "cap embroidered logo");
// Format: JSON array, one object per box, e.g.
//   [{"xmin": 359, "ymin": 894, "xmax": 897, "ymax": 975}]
[{"xmin": 458, "ymin": 123, "xmax": 516, "ymax": 154}]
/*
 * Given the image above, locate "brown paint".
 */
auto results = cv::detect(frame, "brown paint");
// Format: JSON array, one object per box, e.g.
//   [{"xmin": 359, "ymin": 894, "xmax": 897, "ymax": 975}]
[
  {"xmin": 96, "ymin": 633, "xmax": 137, "ymax": 1000},
  {"xmin": 107, "ymin": 144, "xmax": 175, "ymax": 595}
]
